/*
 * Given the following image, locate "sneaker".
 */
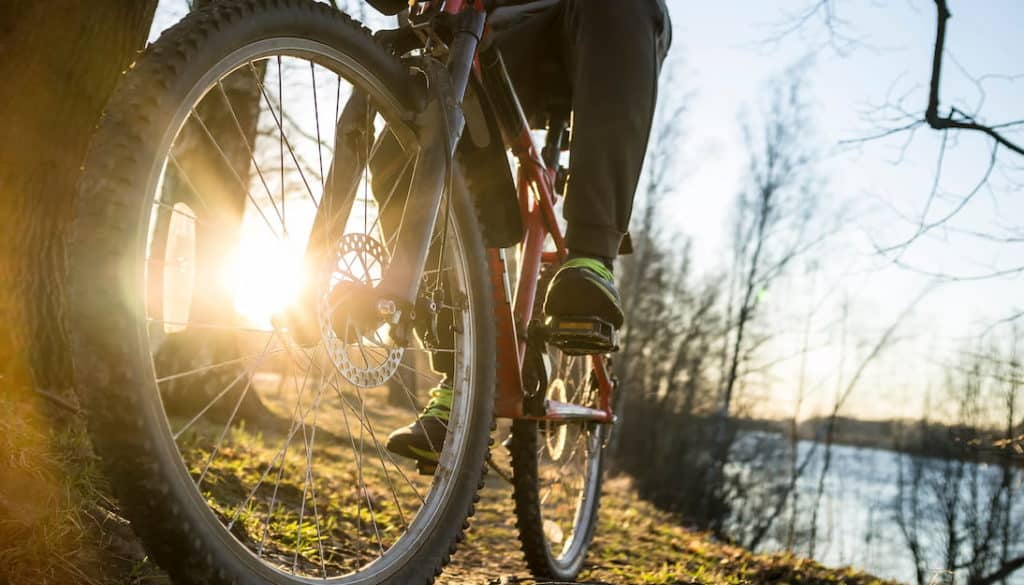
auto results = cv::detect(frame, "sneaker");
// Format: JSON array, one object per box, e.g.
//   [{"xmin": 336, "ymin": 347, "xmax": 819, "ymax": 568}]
[
  {"xmin": 386, "ymin": 386, "xmax": 451, "ymax": 464},
  {"xmin": 543, "ymin": 257, "xmax": 624, "ymax": 328}
]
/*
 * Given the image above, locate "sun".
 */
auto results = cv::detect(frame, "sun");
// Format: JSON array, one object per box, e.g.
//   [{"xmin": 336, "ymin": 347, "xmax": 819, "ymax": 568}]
[{"xmin": 225, "ymin": 208, "xmax": 312, "ymax": 329}]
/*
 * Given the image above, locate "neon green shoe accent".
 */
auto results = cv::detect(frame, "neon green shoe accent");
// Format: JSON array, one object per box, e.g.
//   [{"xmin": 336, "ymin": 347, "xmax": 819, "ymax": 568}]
[
  {"xmin": 562, "ymin": 257, "xmax": 615, "ymax": 284},
  {"xmin": 408, "ymin": 445, "xmax": 441, "ymax": 462},
  {"xmin": 420, "ymin": 386, "xmax": 452, "ymax": 421}
]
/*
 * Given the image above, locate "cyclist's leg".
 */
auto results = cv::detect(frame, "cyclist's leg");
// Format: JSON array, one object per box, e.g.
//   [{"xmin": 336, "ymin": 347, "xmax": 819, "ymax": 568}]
[
  {"xmin": 498, "ymin": 1, "xmax": 672, "ymax": 348},
  {"xmin": 558, "ymin": 0, "xmax": 671, "ymax": 261},
  {"xmin": 490, "ymin": 4, "xmax": 570, "ymax": 127},
  {"xmin": 496, "ymin": 0, "xmax": 671, "ymax": 259},
  {"xmin": 542, "ymin": 1, "xmax": 671, "ymax": 346}
]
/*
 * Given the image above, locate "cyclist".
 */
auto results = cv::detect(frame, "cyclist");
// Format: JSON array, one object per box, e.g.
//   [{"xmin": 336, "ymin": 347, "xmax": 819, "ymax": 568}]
[{"xmin": 387, "ymin": 0, "xmax": 673, "ymax": 464}]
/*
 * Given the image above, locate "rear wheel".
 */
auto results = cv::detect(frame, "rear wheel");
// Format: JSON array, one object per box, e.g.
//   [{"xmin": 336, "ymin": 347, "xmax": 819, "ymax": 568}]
[
  {"xmin": 69, "ymin": 2, "xmax": 494, "ymax": 584},
  {"xmin": 510, "ymin": 269, "xmax": 609, "ymax": 580}
]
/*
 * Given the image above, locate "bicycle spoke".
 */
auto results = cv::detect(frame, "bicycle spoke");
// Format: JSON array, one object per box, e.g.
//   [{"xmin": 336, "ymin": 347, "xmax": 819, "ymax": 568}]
[
  {"xmin": 288, "ymin": 344, "xmax": 424, "ymax": 524},
  {"xmin": 311, "ymin": 63, "xmax": 326, "ymax": 194},
  {"xmin": 151, "ymin": 193, "xmax": 206, "ymax": 225},
  {"xmin": 363, "ymin": 93, "xmax": 370, "ymax": 265},
  {"xmin": 305, "ymin": 385, "xmax": 329, "ymax": 580},
  {"xmin": 195, "ymin": 334, "xmax": 277, "ymax": 486},
  {"xmin": 167, "ymin": 154, "xmax": 212, "ymax": 214},
  {"xmin": 364, "ymin": 153, "xmax": 415, "ymax": 244},
  {"xmin": 331, "ymin": 363, "xmax": 383, "ymax": 552},
  {"xmin": 321, "ymin": 336, "xmax": 421, "ymax": 517},
  {"xmin": 170, "ymin": 349, "xmax": 287, "ymax": 441},
  {"xmin": 292, "ymin": 377, "xmax": 326, "ymax": 573},
  {"xmin": 300, "ymin": 345, "xmax": 381, "ymax": 552},
  {"xmin": 277, "ymin": 56, "xmax": 286, "ymax": 227},
  {"xmin": 379, "ymin": 151, "xmax": 420, "ymax": 251},
  {"xmin": 354, "ymin": 379, "xmax": 410, "ymax": 528},
  {"xmin": 336, "ymin": 249, "xmax": 383, "ymax": 287},
  {"xmin": 248, "ymin": 61, "xmax": 319, "ymax": 208},
  {"xmin": 227, "ymin": 353, "xmax": 316, "ymax": 534},
  {"xmin": 382, "ymin": 198, "xmax": 450, "ymax": 261},
  {"xmin": 159, "ymin": 345, "xmax": 285, "ymax": 386},
  {"xmin": 147, "ymin": 317, "xmax": 274, "ymax": 335},
  {"xmin": 395, "ymin": 361, "xmax": 445, "ymax": 387},
  {"xmin": 321, "ymin": 367, "xmax": 427, "ymax": 510},
  {"xmin": 327, "ymin": 72, "xmax": 341, "ymax": 235},
  {"xmin": 188, "ymin": 107, "xmax": 284, "ymax": 240},
  {"xmin": 257, "ymin": 352, "xmax": 318, "ymax": 560},
  {"xmin": 398, "ymin": 347, "xmax": 456, "ymax": 354},
  {"xmin": 171, "ymin": 366, "xmax": 248, "ymax": 439},
  {"xmin": 214, "ymin": 80, "xmax": 283, "ymax": 231}
]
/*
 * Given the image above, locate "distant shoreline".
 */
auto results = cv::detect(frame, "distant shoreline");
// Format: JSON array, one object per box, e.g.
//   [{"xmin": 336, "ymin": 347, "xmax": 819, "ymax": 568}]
[{"xmin": 734, "ymin": 415, "xmax": 1022, "ymax": 465}]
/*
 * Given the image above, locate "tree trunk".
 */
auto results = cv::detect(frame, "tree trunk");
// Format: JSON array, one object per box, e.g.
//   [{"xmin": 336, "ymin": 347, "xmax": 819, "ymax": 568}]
[
  {"xmin": 0, "ymin": 3, "xmax": 158, "ymax": 582},
  {"xmin": 0, "ymin": 0, "xmax": 157, "ymax": 393}
]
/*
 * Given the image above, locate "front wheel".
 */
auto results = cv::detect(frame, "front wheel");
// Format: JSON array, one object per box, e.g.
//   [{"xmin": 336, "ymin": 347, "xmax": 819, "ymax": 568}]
[{"xmin": 69, "ymin": 2, "xmax": 494, "ymax": 584}]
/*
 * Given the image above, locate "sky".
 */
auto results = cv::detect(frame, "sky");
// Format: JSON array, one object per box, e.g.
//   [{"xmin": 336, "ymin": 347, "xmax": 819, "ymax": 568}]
[
  {"xmin": 148, "ymin": 0, "xmax": 1024, "ymax": 422},
  {"xmin": 655, "ymin": 0, "xmax": 1023, "ymax": 421}
]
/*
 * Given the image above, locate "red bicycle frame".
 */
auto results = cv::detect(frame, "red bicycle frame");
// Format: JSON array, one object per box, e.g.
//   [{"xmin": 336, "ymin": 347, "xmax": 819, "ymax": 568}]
[{"xmin": 442, "ymin": 0, "xmax": 615, "ymax": 424}]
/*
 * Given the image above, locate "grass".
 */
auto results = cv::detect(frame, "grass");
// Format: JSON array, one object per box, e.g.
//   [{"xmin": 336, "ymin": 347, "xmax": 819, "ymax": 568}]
[
  {"xmin": 0, "ymin": 386, "xmax": 165, "ymax": 585},
  {"xmin": 1, "ymin": 378, "xmax": 898, "ymax": 584}
]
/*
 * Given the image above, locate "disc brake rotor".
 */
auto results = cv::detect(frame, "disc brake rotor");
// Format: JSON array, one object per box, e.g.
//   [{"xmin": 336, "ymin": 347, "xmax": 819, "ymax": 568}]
[{"xmin": 318, "ymin": 233, "xmax": 403, "ymax": 388}]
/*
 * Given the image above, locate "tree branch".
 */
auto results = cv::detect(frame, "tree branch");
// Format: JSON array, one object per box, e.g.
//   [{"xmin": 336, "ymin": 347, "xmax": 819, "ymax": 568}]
[
  {"xmin": 969, "ymin": 554, "xmax": 1024, "ymax": 585},
  {"xmin": 925, "ymin": 0, "xmax": 1024, "ymax": 157}
]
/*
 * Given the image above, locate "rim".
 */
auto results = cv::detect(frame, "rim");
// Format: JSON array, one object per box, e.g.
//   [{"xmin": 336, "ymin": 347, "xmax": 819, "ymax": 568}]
[
  {"xmin": 138, "ymin": 38, "xmax": 478, "ymax": 582},
  {"xmin": 534, "ymin": 352, "xmax": 604, "ymax": 568}
]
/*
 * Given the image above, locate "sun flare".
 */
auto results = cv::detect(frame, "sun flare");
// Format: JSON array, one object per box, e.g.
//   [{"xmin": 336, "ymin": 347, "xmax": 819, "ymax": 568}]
[{"xmin": 225, "ymin": 208, "xmax": 314, "ymax": 328}]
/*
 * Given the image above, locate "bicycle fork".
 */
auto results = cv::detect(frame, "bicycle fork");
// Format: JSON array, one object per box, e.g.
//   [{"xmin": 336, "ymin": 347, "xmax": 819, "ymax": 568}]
[
  {"xmin": 308, "ymin": 8, "xmax": 485, "ymax": 342},
  {"xmin": 328, "ymin": 9, "xmax": 485, "ymax": 337}
]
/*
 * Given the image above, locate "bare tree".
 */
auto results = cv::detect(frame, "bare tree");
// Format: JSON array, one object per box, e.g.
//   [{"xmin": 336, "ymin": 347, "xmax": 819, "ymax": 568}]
[
  {"xmin": 774, "ymin": 1, "xmax": 1024, "ymax": 291},
  {"xmin": 703, "ymin": 69, "xmax": 829, "ymax": 530},
  {"xmin": 610, "ymin": 68, "xmax": 689, "ymax": 467},
  {"xmin": 778, "ymin": 1, "xmax": 1023, "ymax": 157},
  {"xmin": 895, "ymin": 330, "xmax": 1024, "ymax": 585}
]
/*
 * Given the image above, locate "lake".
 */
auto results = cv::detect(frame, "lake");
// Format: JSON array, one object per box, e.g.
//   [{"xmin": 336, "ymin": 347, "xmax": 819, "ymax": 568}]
[{"xmin": 730, "ymin": 432, "xmax": 1023, "ymax": 585}]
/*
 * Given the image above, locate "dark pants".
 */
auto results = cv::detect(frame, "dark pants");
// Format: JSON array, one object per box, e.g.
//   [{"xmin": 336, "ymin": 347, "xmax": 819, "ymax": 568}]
[{"xmin": 493, "ymin": 0, "xmax": 672, "ymax": 258}]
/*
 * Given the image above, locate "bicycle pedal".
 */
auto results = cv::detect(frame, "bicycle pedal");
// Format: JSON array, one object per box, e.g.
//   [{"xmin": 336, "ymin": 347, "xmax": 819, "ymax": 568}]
[
  {"xmin": 544, "ymin": 316, "xmax": 619, "ymax": 356},
  {"xmin": 416, "ymin": 460, "xmax": 438, "ymax": 476}
]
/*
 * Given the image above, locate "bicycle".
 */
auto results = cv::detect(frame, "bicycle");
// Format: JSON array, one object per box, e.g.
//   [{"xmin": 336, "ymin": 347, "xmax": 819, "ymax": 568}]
[{"xmin": 69, "ymin": 1, "xmax": 618, "ymax": 583}]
